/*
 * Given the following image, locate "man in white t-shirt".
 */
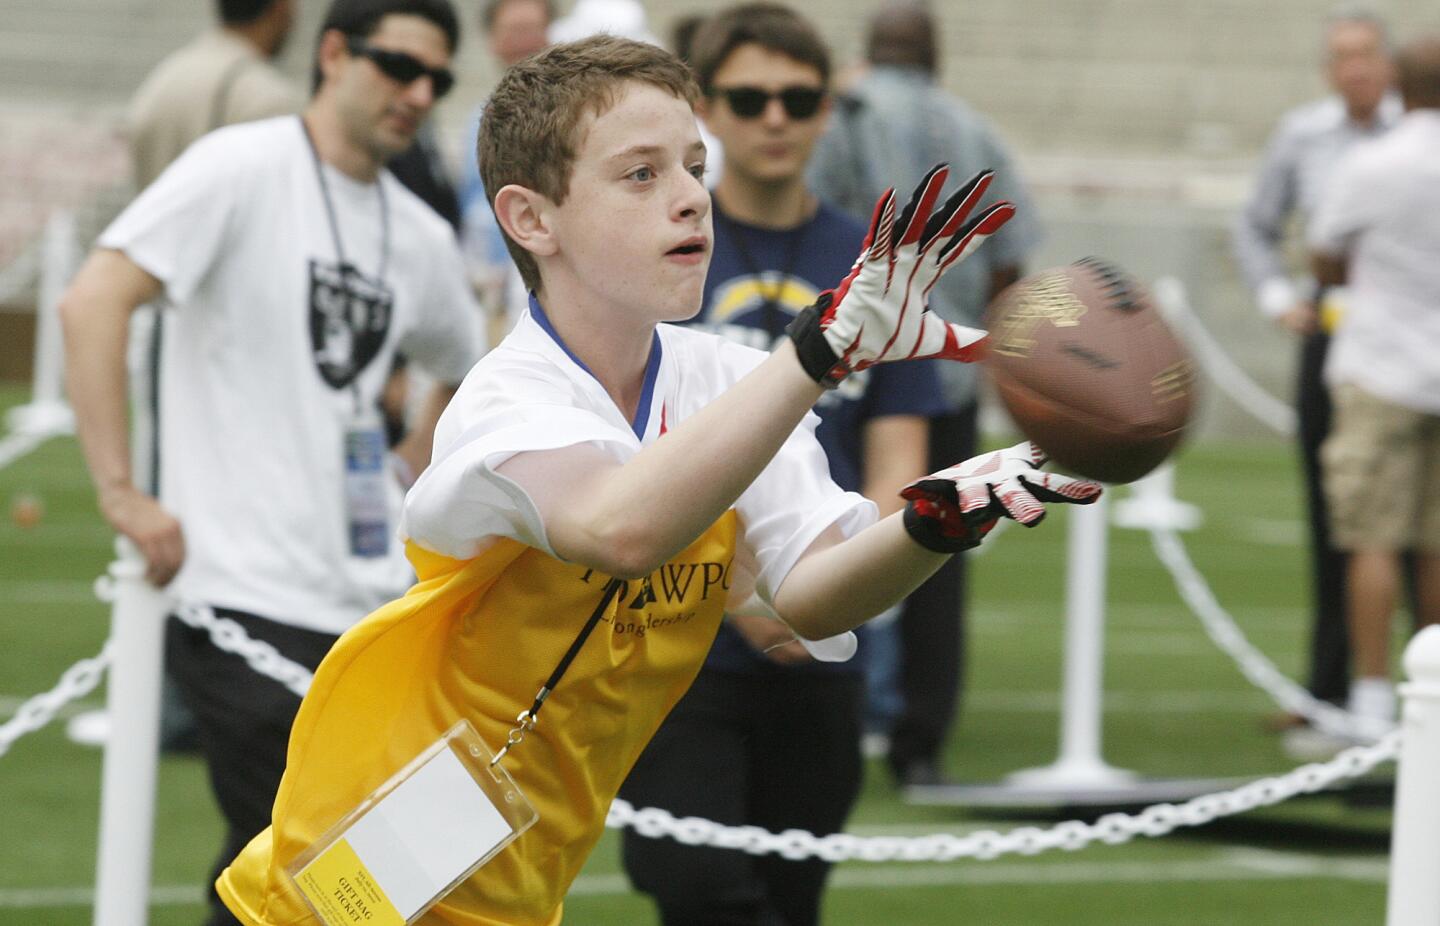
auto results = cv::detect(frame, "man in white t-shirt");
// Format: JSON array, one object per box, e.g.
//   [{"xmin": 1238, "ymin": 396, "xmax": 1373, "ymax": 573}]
[
  {"xmin": 217, "ymin": 36, "xmax": 1101, "ymax": 926},
  {"xmin": 1308, "ymin": 34, "xmax": 1440, "ymax": 730},
  {"xmin": 59, "ymin": 1, "xmax": 483, "ymax": 922}
]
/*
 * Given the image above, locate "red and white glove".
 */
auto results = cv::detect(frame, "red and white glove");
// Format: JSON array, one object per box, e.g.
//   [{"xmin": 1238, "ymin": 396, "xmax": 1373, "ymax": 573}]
[
  {"xmin": 787, "ymin": 165, "xmax": 1015, "ymax": 387},
  {"xmin": 899, "ymin": 442, "xmax": 1103, "ymax": 553}
]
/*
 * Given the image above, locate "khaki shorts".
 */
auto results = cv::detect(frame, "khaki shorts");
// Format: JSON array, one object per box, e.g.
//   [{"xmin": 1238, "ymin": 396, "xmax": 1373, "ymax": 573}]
[{"xmin": 1323, "ymin": 384, "xmax": 1440, "ymax": 552}]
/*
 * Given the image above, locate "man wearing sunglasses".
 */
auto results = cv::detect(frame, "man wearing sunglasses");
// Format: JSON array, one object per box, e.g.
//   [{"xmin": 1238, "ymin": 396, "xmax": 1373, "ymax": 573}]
[
  {"xmin": 59, "ymin": 1, "xmax": 483, "ymax": 922},
  {"xmin": 617, "ymin": 6, "xmax": 942, "ymax": 925}
]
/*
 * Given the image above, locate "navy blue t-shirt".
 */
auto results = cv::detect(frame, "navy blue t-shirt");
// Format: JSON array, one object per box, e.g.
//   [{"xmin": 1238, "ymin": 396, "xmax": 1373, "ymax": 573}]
[{"xmin": 683, "ymin": 200, "xmax": 946, "ymax": 674}]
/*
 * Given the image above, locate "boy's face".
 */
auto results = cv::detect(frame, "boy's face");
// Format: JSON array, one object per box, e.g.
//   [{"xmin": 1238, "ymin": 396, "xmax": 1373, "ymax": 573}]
[
  {"xmin": 546, "ymin": 81, "xmax": 712, "ymax": 322},
  {"xmin": 699, "ymin": 43, "xmax": 829, "ymax": 186}
]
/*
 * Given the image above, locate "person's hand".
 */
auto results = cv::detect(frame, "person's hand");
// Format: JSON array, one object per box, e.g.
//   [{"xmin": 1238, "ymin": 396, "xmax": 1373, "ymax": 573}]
[
  {"xmin": 728, "ymin": 613, "xmax": 812, "ymax": 665},
  {"xmin": 1278, "ymin": 300, "xmax": 1318, "ymax": 336},
  {"xmin": 787, "ymin": 165, "xmax": 1014, "ymax": 387},
  {"xmin": 899, "ymin": 441, "xmax": 1103, "ymax": 553},
  {"xmin": 99, "ymin": 483, "xmax": 185, "ymax": 586}
]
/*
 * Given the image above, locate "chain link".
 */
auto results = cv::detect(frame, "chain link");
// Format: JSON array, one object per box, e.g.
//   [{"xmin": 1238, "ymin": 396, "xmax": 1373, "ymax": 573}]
[
  {"xmin": 0, "ymin": 598, "xmax": 313, "ymax": 759},
  {"xmin": 0, "ymin": 641, "xmax": 113, "ymax": 758},
  {"xmin": 607, "ymin": 732, "xmax": 1398, "ymax": 862},
  {"xmin": 171, "ymin": 603, "xmax": 314, "ymax": 698}
]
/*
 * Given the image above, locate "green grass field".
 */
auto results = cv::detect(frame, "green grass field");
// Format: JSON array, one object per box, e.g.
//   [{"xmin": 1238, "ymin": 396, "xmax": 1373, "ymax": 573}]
[{"xmin": 0, "ymin": 382, "xmax": 1399, "ymax": 925}]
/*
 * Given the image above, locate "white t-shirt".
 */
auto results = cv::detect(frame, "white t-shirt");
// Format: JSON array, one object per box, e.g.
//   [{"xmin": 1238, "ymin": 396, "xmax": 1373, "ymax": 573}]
[
  {"xmin": 101, "ymin": 116, "xmax": 485, "ymax": 633},
  {"xmin": 1309, "ymin": 110, "xmax": 1440, "ymax": 415},
  {"xmin": 402, "ymin": 305, "xmax": 876, "ymax": 659}
]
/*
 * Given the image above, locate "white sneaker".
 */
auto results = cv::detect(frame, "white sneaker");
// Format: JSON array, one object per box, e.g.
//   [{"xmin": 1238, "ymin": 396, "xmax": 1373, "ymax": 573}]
[
  {"xmin": 860, "ymin": 731, "xmax": 891, "ymax": 760},
  {"xmin": 1348, "ymin": 677, "xmax": 1397, "ymax": 725}
]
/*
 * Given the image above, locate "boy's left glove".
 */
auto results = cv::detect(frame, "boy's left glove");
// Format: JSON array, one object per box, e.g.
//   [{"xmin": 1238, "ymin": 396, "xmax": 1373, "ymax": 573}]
[
  {"xmin": 787, "ymin": 165, "xmax": 1014, "ymax": 387},
  {"xmin": 899, "ymin": 442, "xmax": 1103, "ymax": 554}
]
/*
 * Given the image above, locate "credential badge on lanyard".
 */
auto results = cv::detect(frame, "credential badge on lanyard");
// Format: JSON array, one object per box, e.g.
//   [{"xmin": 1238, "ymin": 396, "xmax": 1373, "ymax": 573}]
[
  {"xmin": 343, "ymin": 398, "xmax": 390, "ymax": 558},
  {"xmin": 286, "ymin": 720, "xmax": 538, "ymax": 925},
  {"xmin": 300, "ymin": 116, "xmax": 395, "ymax": 559},
  {"xmin": 286, "ymin": 580, "xmax": 623, "ymax": 924}
]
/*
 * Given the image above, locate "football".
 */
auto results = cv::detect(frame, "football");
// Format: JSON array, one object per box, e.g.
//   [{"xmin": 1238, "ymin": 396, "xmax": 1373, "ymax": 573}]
[{"xmin": 981, "ymin": 258, "xmax": 1196, "ymax": 484}]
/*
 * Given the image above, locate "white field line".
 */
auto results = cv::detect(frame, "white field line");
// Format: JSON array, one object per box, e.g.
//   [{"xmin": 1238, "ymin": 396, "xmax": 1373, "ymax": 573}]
[
  {"xmin": 974, "ymin": 602, "xmax": 1309, "ymax": 631},
  {"xmin": 0, "ymin": 579, "xmax": 104, "ymax": 604},
  {"xmin": 0, "ymin": 849, "xmax": 1385, "ymax": 908},
  {"xmin": 966, "ymin": 689, "xmax": 1268, "ymax": 713}
]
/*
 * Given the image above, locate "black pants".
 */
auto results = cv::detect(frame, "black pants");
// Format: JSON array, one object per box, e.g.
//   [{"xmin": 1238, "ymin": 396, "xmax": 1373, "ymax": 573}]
[
  {"xmin": 1297, "ymin": 332, "xmax": 1350, "ymax": 704},
  {"xmin": 888, "ymin": 404, "xmax": 976, "ymax": 774},
  {"xmin": 165, "ymin": 609, "xmax": 338, "ymax": 926},
  {"xmin": 619, "ymin": 668, "xmax": 864, "ymax": 926}
]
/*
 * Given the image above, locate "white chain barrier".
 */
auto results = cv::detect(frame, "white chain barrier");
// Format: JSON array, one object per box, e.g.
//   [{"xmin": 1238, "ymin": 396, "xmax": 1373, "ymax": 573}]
[
  {"xmin": 171, "ymin": 602, "xmax": 314, "ymax": 698},
  {"xmin": 607, "ymin": 731, "xmax": 1397, "ymax": 861},
  {"xmin": 1151, "ymin": 277, "xmax": 1297, "ymax": 438},
  {"xmin": 1149, "ymin": 527, "xmax": 1390, "ymax": 741},
  {"xmin": 0, "ymin": 598, "xmax": 315, "ymax": 760},
  {"xmin": 0, "ymin": 573, "xmax": 121, "ymax": 756},
  {"xmin": 0, "ymin": 430, "xmax": 51, "ymax": 472},
  {"xmin": 0, "ymin": 561, "xmax": 1398, "ymax": 867},
  {"xmin": 0, "ymin": 641, "xmax": 113, "ymax": 758}
]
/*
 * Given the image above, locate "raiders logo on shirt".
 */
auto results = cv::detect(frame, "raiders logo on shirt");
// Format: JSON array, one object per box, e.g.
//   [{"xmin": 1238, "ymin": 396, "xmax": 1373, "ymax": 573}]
[{"xmin": 309, "ymin": 259, "xmax": 394, "ymax": 389}]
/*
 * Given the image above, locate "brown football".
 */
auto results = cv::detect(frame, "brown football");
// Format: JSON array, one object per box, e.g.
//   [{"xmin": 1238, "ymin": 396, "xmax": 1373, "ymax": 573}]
[{"xmin": 981, "ymin": 258, "xmax": 1196, "ymax": 484}]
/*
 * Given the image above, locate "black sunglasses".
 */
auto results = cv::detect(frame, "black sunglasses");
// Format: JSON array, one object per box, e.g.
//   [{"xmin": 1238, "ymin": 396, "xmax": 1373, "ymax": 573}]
[
  {"xmin": 713, "ymin": 85, "xmax": 825, "ymax": 120},
  {"xmin": 345, "ymin": 37, "xmax": 455, "ymax": 99}
]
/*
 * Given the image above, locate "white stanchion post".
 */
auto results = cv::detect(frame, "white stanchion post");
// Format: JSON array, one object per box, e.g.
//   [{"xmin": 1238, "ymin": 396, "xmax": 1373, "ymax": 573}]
[
  {"xmin": 8, "ymin": 209, "xmax": 76, "ymax": 437},
  {"xmin": 1386, "ymin": 625, "xmax": 1440, "ymax": 926},
  {"xmin": 93, "ymin": 538, "xmax": 167, "ymax": 926},
  {"xmin": 1007, "ymin": 492, "xmax": 1138, "ymax": 790}
]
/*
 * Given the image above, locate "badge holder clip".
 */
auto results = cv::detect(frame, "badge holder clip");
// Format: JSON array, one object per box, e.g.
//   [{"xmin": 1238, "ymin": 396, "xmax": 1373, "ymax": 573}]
[{"xmin": 286, "ymin": 719, "xmax": 538, "ymax": 925}]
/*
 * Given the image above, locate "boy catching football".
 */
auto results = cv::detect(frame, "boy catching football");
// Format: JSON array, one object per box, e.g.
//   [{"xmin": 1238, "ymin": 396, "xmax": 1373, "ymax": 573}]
[{"xmin": 220, "ymin": 35, "xmax": 1099, "ymax": 925}]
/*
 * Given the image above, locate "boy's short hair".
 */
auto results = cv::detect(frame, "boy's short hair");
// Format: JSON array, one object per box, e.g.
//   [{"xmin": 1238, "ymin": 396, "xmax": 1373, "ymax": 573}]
[
  {"xmin": 478, "ymin": 35, "xmax": 699, "ymax": 292},
  {"xmin": 312, "ymin": 0, "xmax": 462, "ymax": 90},
  {"xmin": 687, "ymin": 3, "xmax": 830, "ymax": 94}
]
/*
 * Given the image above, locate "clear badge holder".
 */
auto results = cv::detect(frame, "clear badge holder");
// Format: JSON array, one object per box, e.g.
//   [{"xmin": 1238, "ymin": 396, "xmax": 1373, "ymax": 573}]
[
  {"xmin": 286, "ymin": 720, "xmax": 538, "ymax": 925},
  {"xmin": 343, "ymin": 411, "xmax": 391, "ymax": 559}
]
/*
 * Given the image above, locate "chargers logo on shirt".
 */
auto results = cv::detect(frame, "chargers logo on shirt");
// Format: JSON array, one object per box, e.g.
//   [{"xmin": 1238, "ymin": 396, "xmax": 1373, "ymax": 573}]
[
  {"xmin": 704, "ymin": 273, "xmax": 870, "ymax": 404},
  {"xmin": 709, "ymin": 273, "xmax": 818, "ymax": 327},
  {"xmin": 309, "ymin": 260, "xmax": 394, "ymax": 389}
]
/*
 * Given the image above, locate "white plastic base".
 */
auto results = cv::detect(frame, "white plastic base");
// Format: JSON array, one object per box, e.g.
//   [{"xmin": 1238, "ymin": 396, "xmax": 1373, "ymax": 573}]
[
  {"xmin": 1004, "ymin": 757, "xmax": 1140, "ymax": 791},
  {"xmin": 6, "ymin": 401, "xmax": 74, "ymax": 437},
  {"xmin": 66, "ymin": 708, "xmax": 110, "ymax": 747},
  {"xmin": 1111, "ymin": 495, "xmax": 1203, "ymax": 532}
]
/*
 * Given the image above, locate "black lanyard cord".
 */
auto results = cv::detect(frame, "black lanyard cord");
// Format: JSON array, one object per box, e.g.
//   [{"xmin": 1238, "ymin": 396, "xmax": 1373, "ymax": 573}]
[
  {"xmin": 299, "ymin": 115, "xmax": 392, "ymax": 288},
  {"xmin": 490, "ymin": 578, "xmax": 624, "ymax": 767},
  {"xmin": 712, "ymin": 197, "xmax": 807, "ymax": 341}
]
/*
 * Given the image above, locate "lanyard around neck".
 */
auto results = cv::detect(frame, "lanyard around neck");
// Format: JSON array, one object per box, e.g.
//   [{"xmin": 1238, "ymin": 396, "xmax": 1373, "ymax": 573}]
[
  {"xmin": 712, "ymin": 198, "xmax": 806, "ymax": 340},
  {"xmin": 299, "ymin": 116, "xmax": 391, "ymax": 287},
  {"xmin": 489, "ymin": 578, "xmax": 624, "ymax": 767}
]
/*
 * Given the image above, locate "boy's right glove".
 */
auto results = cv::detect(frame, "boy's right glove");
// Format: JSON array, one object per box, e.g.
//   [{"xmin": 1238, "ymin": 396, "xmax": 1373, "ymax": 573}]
[
  {"xmin": 899, "ymin": 442, "xmax": 1104, "ymax": 554},
  {"xmin": 787, "ymin": 165, "xmax": 1015, "ymax": 387}
]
